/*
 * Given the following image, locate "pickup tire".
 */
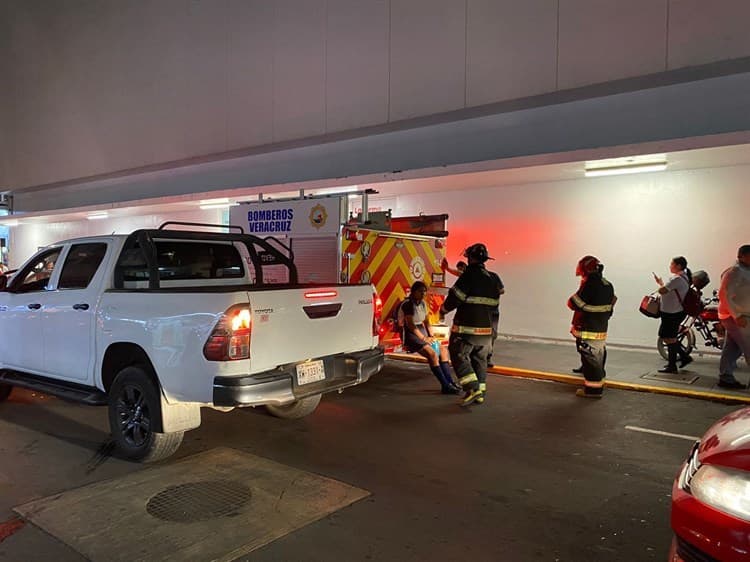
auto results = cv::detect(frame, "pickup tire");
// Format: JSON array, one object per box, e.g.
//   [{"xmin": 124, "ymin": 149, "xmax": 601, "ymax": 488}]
[
  {"xmin": 0, "ymin": 383, "xmax": 12, "ymax": 402},
  {"xmin": 108, "ymin": 366, "xmax": 183, "ymax": 463},
  {"xmin": 266, "ymin": 394, "xmax": 322, "ymax": 419}
]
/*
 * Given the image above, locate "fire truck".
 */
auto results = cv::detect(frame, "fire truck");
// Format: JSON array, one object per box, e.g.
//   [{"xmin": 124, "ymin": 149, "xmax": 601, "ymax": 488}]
[{"xmin": 230, "ymin": 191, "xmax": 449, "ymax": 352}]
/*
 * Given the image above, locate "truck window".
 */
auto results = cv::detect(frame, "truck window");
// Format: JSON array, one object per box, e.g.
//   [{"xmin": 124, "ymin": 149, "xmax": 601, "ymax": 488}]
[
  {"xmin": 10, "ymin": 248, "xmax": 62, "ymax": 293},
  {"xmin": 154, "ymin": 241, "xmax": 244, "ymax": 280},
  {"xmin": 58, "ymin": 243, "xmax": 108, "ymax": 289}
]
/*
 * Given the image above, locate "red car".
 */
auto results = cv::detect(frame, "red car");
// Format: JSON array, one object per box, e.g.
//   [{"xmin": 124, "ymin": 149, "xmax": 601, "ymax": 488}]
[{"xmin": 670, "ymin": 406, "xmax": 750, "ymax": 561}]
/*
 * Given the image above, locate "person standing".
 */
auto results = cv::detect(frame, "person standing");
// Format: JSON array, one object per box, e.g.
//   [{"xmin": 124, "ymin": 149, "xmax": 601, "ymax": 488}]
[
  {"xmin": 653, "ymin": 256, "xmax": 692, "ymax": 373},
  {"xmin": 568, "ymin": 256, "xmax": 616, "ymax": 398},
  {"xmin": 716, "ymin": 245, "xmax": 750, "ymax": 389},
  {"xmin": 398, "ymin": 281, "xmax": 461, "ymax": 394},
  {"xmin": 442, "ymin": 257, "xmax": 505, "ymax": 367},
  {"xmin": 440, "ymin": 243, "xmax": 502, "ymax": 407}
]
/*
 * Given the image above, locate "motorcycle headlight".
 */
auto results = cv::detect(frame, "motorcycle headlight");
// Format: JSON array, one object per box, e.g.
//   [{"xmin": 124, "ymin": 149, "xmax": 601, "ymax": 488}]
[{"xmin": 690, "ymin": 464, "xmax": 750, "ymax": 521}]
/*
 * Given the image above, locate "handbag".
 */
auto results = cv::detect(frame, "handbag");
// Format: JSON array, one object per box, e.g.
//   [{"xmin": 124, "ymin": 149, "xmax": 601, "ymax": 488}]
[{"xmin": 639, "ymin": 293, "xmax": 661, "ymax": 318}]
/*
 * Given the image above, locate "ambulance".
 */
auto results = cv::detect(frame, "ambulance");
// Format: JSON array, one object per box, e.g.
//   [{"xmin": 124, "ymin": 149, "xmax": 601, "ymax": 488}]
[{"xmin": 230, "ymin": 191, "xmax": 449, "ymax": 352}]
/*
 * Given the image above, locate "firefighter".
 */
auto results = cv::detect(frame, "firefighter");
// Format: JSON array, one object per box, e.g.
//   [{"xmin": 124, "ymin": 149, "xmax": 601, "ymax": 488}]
[
  {"xmin": 439, "ymin": 243, "xmax": 502, "ymax": 407},
  {"xmin": 567, "ymin": 255, "xmax": 617, "ymax": 398}
]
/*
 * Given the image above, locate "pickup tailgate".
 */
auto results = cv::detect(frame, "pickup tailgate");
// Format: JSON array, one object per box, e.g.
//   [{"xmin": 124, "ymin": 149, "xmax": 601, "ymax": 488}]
[{"xmin": 248, "ymin": 284, "xmax": 377, "ymax": 373}]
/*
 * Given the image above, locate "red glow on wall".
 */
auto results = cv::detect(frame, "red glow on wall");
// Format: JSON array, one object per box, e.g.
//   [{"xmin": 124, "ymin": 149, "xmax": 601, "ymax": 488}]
[{"xmin": 446, "ymin": 216, "xmax": 565, "ymax": 266}]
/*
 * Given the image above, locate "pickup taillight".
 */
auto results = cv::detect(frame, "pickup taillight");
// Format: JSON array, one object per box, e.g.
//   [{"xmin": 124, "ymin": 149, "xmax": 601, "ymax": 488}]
[
  {"xmin": 372, "ymin": 291, "xmax": 383, "ymax": 337},
  {"xmin": 203, "ymin": 305, "xmax": 252, "ymax": 361}
]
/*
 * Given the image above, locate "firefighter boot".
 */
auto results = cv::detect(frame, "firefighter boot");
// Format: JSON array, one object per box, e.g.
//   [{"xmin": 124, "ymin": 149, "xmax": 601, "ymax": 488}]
[
  {"xmin": 457, "ymin": 373, "xmax": 482, "ymax": 406},
  {"xmin": 460, "ymin": 388, "xmax": 483, "ymax": 407},
  {"xmin": 575, "ymin": 388, "xmax": 603, "ymax": 399},
  {"xmin": 475, "ymin": 382, "xmax": 487, "ymax": 404}
]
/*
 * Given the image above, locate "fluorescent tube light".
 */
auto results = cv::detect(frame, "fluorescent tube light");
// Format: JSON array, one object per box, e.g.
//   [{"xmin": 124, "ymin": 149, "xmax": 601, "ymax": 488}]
[
  {"xmin": 87, "ymin": 212, "xmax": 109, "ymax": 220},
  {"xmin": 584, "ymin": 162, "xmax": 667, "ymax": 177},
  {"xmin": 199, "ymin": 203, "xmax": 239, "ymax": 210},
  {"xmin": 199, "ymin": 197, "xmax": 230, "ymax": 205},
  {"xmin": 584, "ymin": 153, "xmax": 667, "ymax": 178}
]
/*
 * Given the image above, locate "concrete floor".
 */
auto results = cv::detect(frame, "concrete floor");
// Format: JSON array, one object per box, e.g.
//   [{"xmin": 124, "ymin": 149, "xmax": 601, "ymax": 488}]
[{"xmin": 0, "ymin": 359, "xmax": 740, "ymax": 561}]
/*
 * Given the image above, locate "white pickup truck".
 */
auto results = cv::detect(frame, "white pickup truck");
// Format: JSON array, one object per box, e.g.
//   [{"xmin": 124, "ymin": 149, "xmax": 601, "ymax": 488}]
[{"xmin": 0, "ymin": 223, "xmax": 384, "ymax": 462}]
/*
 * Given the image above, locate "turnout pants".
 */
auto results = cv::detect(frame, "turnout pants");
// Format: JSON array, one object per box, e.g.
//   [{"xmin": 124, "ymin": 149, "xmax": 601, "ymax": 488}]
[
  {"xmin": 576, "ymin": 338, "xmax": 607, "ymax": 395},
  {"xmin": 448, "ymin": 334, "xmax": 490, "ymax": 391}
]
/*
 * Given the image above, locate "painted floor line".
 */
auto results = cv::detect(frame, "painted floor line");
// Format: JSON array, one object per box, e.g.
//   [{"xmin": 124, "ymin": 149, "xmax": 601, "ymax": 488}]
[
  {"xmin": 387, "ymin": 353, "xmax": 750, "ymax": 404},
  {"xmin": 0, "ymin": 517, "xmax": 25, "ymax": 543},
  {"xmin": 624, "ymin": 425, "xmax": 699, "ymax": 441}
]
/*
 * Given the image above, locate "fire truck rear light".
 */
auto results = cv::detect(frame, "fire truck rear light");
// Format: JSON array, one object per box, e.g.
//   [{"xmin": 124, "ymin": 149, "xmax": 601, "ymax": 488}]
[
  {"xmin": 204, "ymin": 305, "xmax": 252, "ymax": 361},
  {"xmin": 304, "ymin": 290, "xmax": 338, "ymax": 299},
  {"xmin": 372, "ymin": 292, "xmax": 383, "ymax": 336}
]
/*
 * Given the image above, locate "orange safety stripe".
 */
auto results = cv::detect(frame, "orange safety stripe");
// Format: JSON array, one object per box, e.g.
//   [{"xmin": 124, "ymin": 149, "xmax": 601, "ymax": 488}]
[
  {"xmin": 451, "ymin": 325, "xmax": 493, "ymax": 335},
  {"xmin": 584, "ymin": 381, "xmax": 604, "ymax": 388}
]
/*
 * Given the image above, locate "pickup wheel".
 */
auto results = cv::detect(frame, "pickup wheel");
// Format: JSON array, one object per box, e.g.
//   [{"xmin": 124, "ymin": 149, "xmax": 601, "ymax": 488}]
[
  {"xmin": 0, "ymin": 383, "xmax": 12, "ymax": 402},
  {"xmin": 108, "ymin": 366, "xmax": 183, "ymax": 463},
  {"xmin": 266, "ymin": 394, "xmax": 322, "ymax": 419}
]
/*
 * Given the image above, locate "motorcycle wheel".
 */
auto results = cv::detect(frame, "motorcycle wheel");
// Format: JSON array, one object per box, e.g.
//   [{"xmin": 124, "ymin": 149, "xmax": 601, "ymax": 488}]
[{"xmin": 657, "ymin": 328, "xmax": 696, "ymax": 361}]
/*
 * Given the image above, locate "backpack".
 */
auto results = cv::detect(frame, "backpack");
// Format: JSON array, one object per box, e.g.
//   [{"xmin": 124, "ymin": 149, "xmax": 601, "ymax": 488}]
[{"xmin": 681, "ymin": 287, "xmax": 703, "ymax": 317}]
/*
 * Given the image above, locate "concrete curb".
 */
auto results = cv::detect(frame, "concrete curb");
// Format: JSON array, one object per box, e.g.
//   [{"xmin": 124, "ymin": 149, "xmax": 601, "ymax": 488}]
[{"xmin": 387, "ymin": 353, "xmax": 750, "ymax": 405}]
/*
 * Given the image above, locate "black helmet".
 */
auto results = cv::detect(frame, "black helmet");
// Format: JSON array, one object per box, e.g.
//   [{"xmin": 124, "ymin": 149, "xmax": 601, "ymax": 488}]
[
  {"xmin": 576, "ymin": 255, "xmax": 601, "ymax": 276},
  {"xmin": 463, "ymin": 243, "xmax": 491, "ymax": 263},
  {"xmin": 692, "ymin": 270, "xmax": 710, "ymax": 290}
]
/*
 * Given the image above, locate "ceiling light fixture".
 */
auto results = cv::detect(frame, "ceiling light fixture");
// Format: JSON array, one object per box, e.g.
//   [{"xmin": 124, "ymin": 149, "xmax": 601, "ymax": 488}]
[
  {"xmin": 199, "ymin": 197, "xmax": 230, "ymax": 205},
  {"xmin": 199, "ymin": 202, "xmax": 239, "ymax": 210},
  {"xmin": 584, "ymin": 154, "xmax": 667, "ymax": 178},
  {"xmin": 86, "ymin": 212, "xmax": 109, "ymax": 220}
]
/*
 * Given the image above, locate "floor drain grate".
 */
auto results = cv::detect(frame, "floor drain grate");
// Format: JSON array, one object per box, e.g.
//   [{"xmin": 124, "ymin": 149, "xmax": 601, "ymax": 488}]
[
  {"xmin": 146, "ymin": 480, "xmax": 252, "ymax": 523},
  {"xmin": 641, "ymin": 372, "xmax": 699, "ymax": 385}
]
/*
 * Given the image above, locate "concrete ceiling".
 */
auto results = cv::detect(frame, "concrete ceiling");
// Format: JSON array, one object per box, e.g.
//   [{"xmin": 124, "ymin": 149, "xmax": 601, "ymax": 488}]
[{"xmin": 3, "ymin": 141, "xmax": 750, "ymax": 225}]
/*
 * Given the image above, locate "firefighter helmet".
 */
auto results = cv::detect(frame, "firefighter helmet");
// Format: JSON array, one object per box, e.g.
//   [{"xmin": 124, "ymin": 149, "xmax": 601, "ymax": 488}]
[
  {"xmin": 463, "ymin": 243, "xmax": 491, "ymax": 263},
  {"xmin": 576, "ymin": 255, "xmax": 601, "ymax": 276}
]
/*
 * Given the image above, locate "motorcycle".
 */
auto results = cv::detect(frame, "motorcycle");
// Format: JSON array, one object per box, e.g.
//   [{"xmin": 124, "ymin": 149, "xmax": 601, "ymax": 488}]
[{"xmin": 657, "ymin": 290, "xmax": 725, "ymax": 360}]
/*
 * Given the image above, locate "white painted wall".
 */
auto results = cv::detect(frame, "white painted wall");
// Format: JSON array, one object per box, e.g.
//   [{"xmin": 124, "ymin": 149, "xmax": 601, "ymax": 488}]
[
  {"xmin": 4, "ymin": 0, "xmax": 750, "ymax": 189},
  {"xmin": 9, "ymin": 208, "xmax": 223, "ymax": 270},
  {"xmin": 374, "ymin": 164, "xmax": 750, "ymax": 348}
]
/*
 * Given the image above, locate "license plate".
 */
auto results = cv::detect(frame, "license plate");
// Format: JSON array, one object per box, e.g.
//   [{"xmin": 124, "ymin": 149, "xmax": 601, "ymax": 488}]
[{"xmin": 296, "ymin": 360, "xmax": 325, "ymax": 385}]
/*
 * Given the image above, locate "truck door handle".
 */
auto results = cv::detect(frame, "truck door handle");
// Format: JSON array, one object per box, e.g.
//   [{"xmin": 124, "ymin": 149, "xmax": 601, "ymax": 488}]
[
  {"xmin": 27, "ymin": 303, "xmax": 41, "ymax": 310},
  {"xmin": 73, "ymin": 303, "xmax": 90, "ymax": 311}
]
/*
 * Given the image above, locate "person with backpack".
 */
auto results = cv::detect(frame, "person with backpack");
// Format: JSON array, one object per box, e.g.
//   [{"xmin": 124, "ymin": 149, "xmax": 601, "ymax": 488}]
[
  {"xmin": 398, "ymin": 281, "xmax": 461, "ymax": 394},
  {"xmin": 653, "ymin": 256, "xmax": 693, "ymax": 373}
]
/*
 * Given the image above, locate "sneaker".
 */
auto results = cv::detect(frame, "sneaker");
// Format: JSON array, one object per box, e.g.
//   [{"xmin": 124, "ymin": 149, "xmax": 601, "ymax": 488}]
[
  {"xmin": 658, "ymin": 366, "xmax": 679, "ymax": 374},
  {"xmin": 679, "ymin": 356, "xmax": 693, "ymax": 368},
  {"xmin": 572, "ymin": 367, "xmax": 583, "ymax": 374},
  {"xmin": 441, "ymin": 385, "xmax": 460, "ymax": 395},
  {"xmin": 575, "ymin": 388, "xmax": 602, "ymax": 399},
  {"xmin": 460, "ymin": 389, "xmax": 483, "ymax": 407},
  {"xmin": 717, "ymin": 378, "xmax": 746, "ymax": 390}
]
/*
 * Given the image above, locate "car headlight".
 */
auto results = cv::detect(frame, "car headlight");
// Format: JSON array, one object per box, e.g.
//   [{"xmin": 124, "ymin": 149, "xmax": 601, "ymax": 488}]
[{"xmin": 690, "ymin": 464, "xmax": 750, "ymax": 521}]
